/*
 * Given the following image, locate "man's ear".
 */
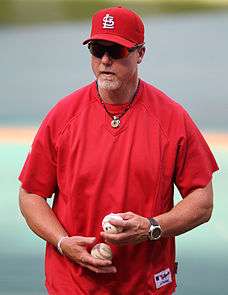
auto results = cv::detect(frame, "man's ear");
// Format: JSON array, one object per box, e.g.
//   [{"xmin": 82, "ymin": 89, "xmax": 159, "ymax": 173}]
[{"xmin": 137, "ymin": 46, "xmax": 146, "ymax": 64}]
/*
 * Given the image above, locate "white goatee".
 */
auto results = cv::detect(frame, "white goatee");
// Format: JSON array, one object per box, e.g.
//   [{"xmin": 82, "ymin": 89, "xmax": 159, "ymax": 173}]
[{"xmin": 97, "ymin": 77, "xmax": 121, "ymax": 90}]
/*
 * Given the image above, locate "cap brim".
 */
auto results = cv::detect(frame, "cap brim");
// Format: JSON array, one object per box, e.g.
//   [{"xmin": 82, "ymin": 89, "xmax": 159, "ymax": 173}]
[{"xmin": 83, "ymin": 34, "xmax": 135, "ymax": 48}]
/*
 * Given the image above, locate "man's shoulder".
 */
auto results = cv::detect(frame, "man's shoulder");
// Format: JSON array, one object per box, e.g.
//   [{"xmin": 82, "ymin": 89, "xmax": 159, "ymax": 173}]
[
  {"xmin": 48, "ymin": 81, "xmax": 96, "ymax": 118},
  {"xmin": 141, "ymin": 80, "xmax": 183, "ymax": 112},
  {"xmin": 56, "ymin": 81, "xmax": 96, "ymax": 113},
  {"xmin": 38, "ymin": 81, "xmax": 97, "ymax": 138},
  {"xmin": 140, "ymin": 80, "xmax": 190, "ymax": 135}
]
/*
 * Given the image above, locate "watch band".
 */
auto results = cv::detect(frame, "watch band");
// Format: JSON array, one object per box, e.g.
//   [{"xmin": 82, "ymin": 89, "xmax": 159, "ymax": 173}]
[{"xmin": 148, "ymin": 217, "xmax": 159, "ymax": 227}]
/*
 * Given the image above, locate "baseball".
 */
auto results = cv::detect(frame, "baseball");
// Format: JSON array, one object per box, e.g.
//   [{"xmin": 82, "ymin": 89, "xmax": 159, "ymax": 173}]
[
  {"xmin": 102, "ymin": 213, "xmax": 123, "ymax": 234},
  {"xmin": 91, "ymin": 243, "xmax": 112, "ymax": 260}
]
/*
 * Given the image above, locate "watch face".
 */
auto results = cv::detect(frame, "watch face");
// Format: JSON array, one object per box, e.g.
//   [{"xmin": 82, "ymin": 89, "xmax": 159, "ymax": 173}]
[{"xmin": 152, "ymin": 227, "xmax": 161, "ymax": 239}]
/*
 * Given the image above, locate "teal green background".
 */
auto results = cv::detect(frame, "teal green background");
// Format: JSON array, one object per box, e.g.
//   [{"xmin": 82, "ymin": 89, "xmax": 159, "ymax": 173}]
[{"xmin": 0, "ymin": 143, "xmax": 226, "ymax": 294}]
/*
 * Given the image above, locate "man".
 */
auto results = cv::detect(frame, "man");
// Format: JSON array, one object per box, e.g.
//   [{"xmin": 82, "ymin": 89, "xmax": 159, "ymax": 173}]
[{"xmin": 19, "ymin": 6, "xmax": 218, "ymax": 295}]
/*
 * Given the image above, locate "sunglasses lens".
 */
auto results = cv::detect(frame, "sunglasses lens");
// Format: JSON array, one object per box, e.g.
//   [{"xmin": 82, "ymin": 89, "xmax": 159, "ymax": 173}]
[
  {"xmin": 89, "ymin": 43, "xmax": 105, "ymax": 58},
  {"xmin": 109, "ymin": 46, "xmax": 129, "ymax": 59},
  {"xmin": 88, "ymin": 43, "xmax": 129, "ymax": 59}
]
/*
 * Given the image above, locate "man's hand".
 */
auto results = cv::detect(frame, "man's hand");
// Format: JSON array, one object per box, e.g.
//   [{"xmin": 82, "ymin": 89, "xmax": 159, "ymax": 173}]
[
  {"xmin": 19, "ymin": 189, "xmax": 117, "ymax": 274},
  {"xmin": 60, "ymin": 236, "xmax": 117, "ymax": 273},
  {"xmin": 100, "ymin": 212, "xmax": 150, "ymax": 245}
]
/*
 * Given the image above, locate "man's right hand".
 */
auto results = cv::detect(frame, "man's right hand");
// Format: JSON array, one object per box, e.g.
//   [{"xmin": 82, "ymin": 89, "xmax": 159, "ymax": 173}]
[
  {"xmin": 60, "ymin": 236, "xmax": 117, "ymax": 274},
  {"xmin": 19, "ymin": 190, "xmax": 116, "ymax": 274}
]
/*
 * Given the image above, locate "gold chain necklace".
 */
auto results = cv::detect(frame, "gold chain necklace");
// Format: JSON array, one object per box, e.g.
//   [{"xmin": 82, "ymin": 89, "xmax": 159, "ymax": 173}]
[{"xmin": 97, "ymin": 80, "xmax": 140, "ymax": 128}]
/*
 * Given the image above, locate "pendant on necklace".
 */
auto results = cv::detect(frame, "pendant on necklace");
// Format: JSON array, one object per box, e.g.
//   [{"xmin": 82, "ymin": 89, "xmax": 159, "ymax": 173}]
[{"xmin": 111, "ymin": 116, "xmax": 120, "ymax": 128}]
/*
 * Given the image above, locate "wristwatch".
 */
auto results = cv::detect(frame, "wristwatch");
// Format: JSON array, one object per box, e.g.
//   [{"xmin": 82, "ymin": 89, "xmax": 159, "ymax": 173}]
[{"xmin": 147, "ymin": 218, "xmax": 162, "ymax": 240}]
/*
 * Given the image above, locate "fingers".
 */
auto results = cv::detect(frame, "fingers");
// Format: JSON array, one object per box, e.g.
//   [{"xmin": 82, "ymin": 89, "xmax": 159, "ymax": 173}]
[
  {"xmin": 80, "ymin": 262, "xmax": 117, "ymax": 273},
  {"xmin": 100, "ymin": 213, "xmax": 149, "ymax": 245},
  {"xmin": 107, "ymin": 217, "xmax": 132, "ymax": 229},
  {"xmin": 62, "ymin": 236, "xmax": 117, "ymax": 274},
  {"xmin": 74, "ymin": 236, "xmax": 96, "ymax": 245},
  {"xmin": 60, "ymin": 212, "xmax": 146, "ymax": 273},
  {"xmin": 102, "ymin": 213, "xmax": 134, "ymax": 232},
  {"xmin": 79, "ymin": 253, "xmax": 117, "ymax": 273},
  {"xmin": 81, "ymin": 253, "xmax": 112, "ymax": 267},
  {"xmin": 101, "ymin": 231, "xmax": 146, "ymax": 245},
  {"xmin": 117, "ymin": 212, "xmax": 135, "ymax": 220},
  {"xmin": 101, "ymin": 231, "xmax": 130, "ymax": 245}
]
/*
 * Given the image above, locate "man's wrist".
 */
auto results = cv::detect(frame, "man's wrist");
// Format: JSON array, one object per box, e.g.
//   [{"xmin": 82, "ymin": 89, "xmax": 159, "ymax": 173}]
[
  {"xmin": 57, "ymin": 236, "xmax": 69, "ymax": 255},
  {"xmin": 147, "ymin": 218, "xmax": 162, "ymax": 240}
]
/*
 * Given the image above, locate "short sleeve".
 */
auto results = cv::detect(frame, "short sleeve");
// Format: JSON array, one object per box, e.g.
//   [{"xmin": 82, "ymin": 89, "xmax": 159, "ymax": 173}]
[
  {"xmin": 19, "ymin": 111, "xmax": 58, "ymax": 198},
  {"xmin": 174, "ymin": 111, "xmax": 219, "ymax": 197}
]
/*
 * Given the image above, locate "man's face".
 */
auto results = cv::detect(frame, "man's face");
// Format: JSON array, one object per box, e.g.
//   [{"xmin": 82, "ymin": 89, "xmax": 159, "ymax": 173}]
[{"xmin": 90, "ymin": 41, "xmax": 145, "ymax": 91}]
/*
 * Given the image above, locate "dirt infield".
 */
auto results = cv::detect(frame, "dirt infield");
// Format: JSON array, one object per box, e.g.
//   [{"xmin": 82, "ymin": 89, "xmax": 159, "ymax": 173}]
[{"xmin": 0, "ymin": 127, "xmax": 228, "ymax": 150}]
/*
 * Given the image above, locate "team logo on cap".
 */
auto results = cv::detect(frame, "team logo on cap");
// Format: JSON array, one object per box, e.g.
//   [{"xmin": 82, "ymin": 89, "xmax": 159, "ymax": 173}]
[{"xmin": 103, "ymin": 14, "xmax": 114, "ymax": 29}]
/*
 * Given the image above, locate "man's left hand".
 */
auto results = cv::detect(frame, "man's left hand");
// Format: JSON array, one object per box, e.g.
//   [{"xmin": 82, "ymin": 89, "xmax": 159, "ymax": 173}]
[{"xmin": 100, "ymin": 212, "xmax": 150, "ymax": 245}]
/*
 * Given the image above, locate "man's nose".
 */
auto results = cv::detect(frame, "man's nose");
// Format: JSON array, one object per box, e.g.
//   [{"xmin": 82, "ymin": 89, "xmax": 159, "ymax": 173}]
[{"xmin": 100, "ymin": 52, "xmax": 112, "ymax": 64}]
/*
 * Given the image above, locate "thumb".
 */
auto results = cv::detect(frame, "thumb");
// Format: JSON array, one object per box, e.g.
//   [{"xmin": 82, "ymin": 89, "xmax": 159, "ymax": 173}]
[{"xmin": 74, "ymin": 236, "xmax": 96, "ymax": 245}]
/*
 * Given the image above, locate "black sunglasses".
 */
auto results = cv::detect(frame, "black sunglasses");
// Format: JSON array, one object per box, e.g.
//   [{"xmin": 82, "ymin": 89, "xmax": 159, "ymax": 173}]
[{"xmin": 88, "ymin": 42, "xmax": 143, "ymax": 60}]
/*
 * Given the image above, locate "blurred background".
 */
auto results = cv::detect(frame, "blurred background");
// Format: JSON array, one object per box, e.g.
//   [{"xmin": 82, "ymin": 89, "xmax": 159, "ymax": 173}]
[{"xmin": 0, "ymin": 0, "xmax": 227, "ymax": 294}]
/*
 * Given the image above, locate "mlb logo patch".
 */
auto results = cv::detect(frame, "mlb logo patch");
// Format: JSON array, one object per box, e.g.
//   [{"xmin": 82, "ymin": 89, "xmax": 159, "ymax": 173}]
[{"xmin": 154, "ymin": 268, "xmax": 172, "ymax": 289}]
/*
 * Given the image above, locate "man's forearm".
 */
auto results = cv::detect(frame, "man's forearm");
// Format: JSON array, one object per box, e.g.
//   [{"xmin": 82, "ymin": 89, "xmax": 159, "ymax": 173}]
[
  {"xmin": 19, "ymin": 188, "xmax": 68, "ymax": 247},
  {"xmin": 99, "ymin": 182, "xmax": 214, "ymax": 246},
  {"xmin": 155, "ymin": 181, "xmax": 213, "ymax": 237},
  {"xmin": 19, "ymin": 188, "xmax": 117, "ymax": 273}
]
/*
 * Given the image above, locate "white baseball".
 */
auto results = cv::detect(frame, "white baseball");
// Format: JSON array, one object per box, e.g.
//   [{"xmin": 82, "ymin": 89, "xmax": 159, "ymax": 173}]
[
  {"xmin": 102, "ymin": 213, "xmax": 123, "ymax": 234},
  {"xmin": 91, "ymin": 243, "xmax": 112, "ymax": 260}
]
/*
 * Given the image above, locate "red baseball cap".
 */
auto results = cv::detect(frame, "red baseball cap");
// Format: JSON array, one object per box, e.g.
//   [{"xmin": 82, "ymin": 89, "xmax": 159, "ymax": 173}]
[{"xmin": 83, "ymin": 6, "xmax": 144, "ymax": 48}]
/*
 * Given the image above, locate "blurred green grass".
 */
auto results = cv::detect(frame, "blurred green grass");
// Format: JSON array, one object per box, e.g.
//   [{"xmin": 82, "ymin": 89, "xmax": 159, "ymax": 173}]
[{"xmin": 1, "ymin": 0, "xmax": 228, "ymax": 25}]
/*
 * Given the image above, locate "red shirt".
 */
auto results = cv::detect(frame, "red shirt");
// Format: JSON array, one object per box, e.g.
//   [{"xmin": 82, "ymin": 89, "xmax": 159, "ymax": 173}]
[{"xmin": 19, "ymin": 80, "xmax": 218, "ymax": 295}]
